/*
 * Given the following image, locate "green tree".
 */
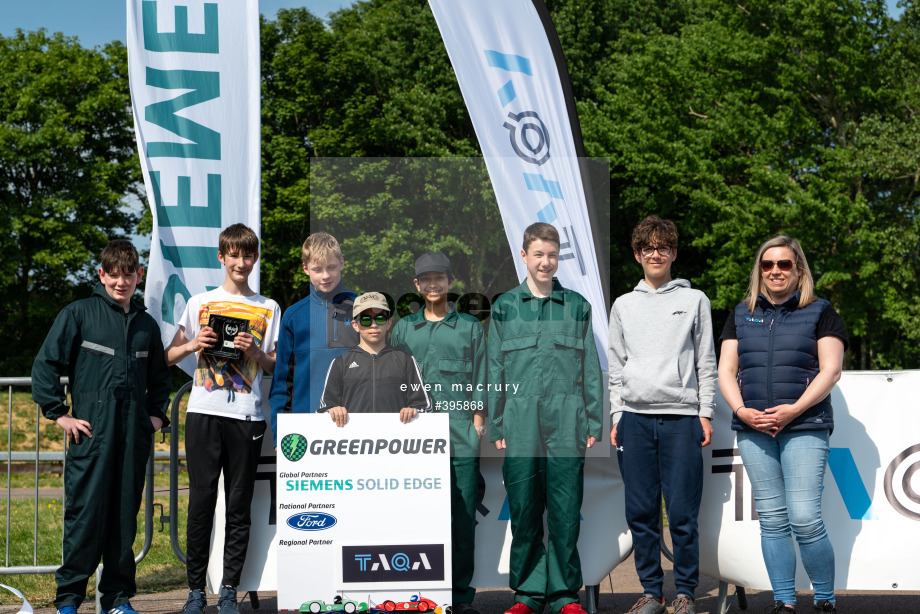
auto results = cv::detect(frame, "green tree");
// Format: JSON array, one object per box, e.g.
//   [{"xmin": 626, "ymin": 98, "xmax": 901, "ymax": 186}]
[
  {"xmin": 259, "ymin": 10, "xmax": 333, "ymax": 309},
  {"xmin": 844, "ymin": 0, "xmax": 920, "ymax": 368},
  {"xmin": 0, "ymin": 30, "xmax": 141, "ymax": 374},
  {"xmin": 253, "ymin": 0, "xmax": 920, "ymax": 367},
  {"xmin": 308, "ymin": 157, "xmax": 515, "ymax": 302},
  {"xmin": 580, "ymin": 0, "xmax": 920, "ymax": 367},
  {"xmin": 259, "ymin": 2, "xmax": 509, "ymax": 310}
]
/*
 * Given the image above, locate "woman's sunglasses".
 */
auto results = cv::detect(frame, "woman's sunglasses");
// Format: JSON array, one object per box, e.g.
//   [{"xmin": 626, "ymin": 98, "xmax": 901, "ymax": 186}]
[
  {"xmin": 760, "ymin": 259, "xmax": 795, "ymax": 272},
  {"xmin": 358, "ymin": 314, "xmax": 390, "ymax": 327}
]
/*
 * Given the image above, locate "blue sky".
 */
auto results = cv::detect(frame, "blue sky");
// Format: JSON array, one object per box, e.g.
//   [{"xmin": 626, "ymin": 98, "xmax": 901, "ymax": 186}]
[
  {"xmin": 0, "ymin": 0, "xmax": 905, "ymax": 49},
  {"xmin": 0, "ymin": 0, "xmax": 355, "ymax": 48}
]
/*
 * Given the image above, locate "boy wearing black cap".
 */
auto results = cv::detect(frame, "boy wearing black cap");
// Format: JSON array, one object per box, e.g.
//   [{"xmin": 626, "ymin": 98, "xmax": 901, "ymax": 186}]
[
  {"xmin": 391, "ymin": 253, "xmax": 486, "ymax": 614},
  {"xmin": 319, "ymin": 291, "xmax": 431, "ymax": 422}
]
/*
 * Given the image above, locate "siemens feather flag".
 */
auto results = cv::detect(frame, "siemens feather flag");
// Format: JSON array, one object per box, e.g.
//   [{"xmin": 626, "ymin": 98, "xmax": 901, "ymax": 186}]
[
  {"xmin": 428, "ymin": 0, "xmax": 608, "ymax": 366},
  {"xmin": 127, "ymin": 0, "xmax": 261, "ymax": 373}
]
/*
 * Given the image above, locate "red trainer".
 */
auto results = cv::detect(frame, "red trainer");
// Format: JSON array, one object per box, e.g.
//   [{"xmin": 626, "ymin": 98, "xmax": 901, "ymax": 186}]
[
  {"xmin": 504, "ymin": 603, "xmax": 535, "ymax": 614},
  {"xmin": 559, "ymin": 604, "xmax": 588, "ymax": 614}
]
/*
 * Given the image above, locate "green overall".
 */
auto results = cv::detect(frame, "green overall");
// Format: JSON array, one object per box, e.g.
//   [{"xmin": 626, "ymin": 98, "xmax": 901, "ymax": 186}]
[
  {"xmin": 391, "ymin": 307, "xmax": 486, "ymax": 604},
  {"xmin": 32, "ymin": 285, "xmax": 171, "ymax": 610},
  {"xmin": 487, "ymin": 280, "xmax": 603, "ymax": 612}
]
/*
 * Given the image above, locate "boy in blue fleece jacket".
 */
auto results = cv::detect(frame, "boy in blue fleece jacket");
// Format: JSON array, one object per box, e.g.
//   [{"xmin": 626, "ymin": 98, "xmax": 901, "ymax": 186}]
[{"xmin": 269, "ymin": 233, "xmax": 358, "ymax": 437}]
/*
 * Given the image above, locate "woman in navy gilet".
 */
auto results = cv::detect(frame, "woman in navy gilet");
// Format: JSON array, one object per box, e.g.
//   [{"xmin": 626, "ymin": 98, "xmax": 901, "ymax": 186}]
[{"xmin": 718, "ymin": 235, "xmax": 847, "ymax": 614}]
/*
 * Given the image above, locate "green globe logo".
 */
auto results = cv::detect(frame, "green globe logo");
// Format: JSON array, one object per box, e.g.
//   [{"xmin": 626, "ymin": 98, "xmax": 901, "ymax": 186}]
[{"xmin": 280, "ymin": 433, "xmax": 308, "ymax": 462}]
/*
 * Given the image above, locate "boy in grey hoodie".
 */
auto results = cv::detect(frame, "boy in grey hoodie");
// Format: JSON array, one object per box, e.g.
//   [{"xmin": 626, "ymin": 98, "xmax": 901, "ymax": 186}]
[{"xmin": 608, "ymin": 216, "xmax": 717, "ymax": 614}]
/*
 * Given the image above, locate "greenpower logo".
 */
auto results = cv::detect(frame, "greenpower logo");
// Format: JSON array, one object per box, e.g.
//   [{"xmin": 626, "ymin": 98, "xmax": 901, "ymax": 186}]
[{"xmin": 280, "ymin": 433, "xmax": 308, "ymax": 462}]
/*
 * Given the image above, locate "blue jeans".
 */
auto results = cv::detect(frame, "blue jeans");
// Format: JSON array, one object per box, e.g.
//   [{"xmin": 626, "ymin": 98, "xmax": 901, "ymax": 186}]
[{"xmin": 737, "ymin": 429, "xmax": 835, "ymax": 605}]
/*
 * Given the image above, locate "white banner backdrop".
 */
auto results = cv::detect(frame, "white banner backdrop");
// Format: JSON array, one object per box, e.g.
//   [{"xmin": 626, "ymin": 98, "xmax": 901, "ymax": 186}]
[
  {"xmin": 214, "ymin": 372, "xmax": 920, "ymax": 594},
  {"xmin": 427, "ymin": 0, "xmax": 608, "ymax": 368},
  {"xmin": 700, "ymin": 370, "xmax": 920, "ymax": 591},
  {"xmin": 127, "ymin": 0, "xmax": 261, "ymax": 372}
]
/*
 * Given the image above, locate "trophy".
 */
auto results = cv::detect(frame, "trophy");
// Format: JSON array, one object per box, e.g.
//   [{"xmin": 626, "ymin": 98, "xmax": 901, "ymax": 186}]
[{"xmin": 203, "ymin": 314, "xmax": 249, "ymax": 360}]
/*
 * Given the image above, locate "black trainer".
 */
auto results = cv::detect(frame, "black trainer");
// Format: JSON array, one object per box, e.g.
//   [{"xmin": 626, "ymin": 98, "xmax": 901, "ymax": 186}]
[{"xmin": 814, "ymin": 600, "xmax": 836, "ymax": 613}]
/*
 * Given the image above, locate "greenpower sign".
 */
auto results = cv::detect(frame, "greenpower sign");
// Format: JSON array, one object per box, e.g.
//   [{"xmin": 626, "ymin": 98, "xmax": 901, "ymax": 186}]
[
  {"xmin": 275, "ymin": 414, "xmax": 452, "ymax": 609},
  {"xmin": 127, "ymin": 0, "xmax": 262, "ymax": 371}
]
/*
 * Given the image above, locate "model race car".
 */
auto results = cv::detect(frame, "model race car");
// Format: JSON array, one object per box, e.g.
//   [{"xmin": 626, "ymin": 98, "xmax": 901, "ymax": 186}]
[
  {"xmin": 374, "ymin": 595, "xmax": 440, "ymax": 613},
  {"xmin": 299, "ymin": 596, "xmax": 369, "ymax": 614}
]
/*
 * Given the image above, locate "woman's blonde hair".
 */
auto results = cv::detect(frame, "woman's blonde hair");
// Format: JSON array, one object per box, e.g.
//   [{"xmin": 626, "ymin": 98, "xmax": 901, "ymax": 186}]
[{"xmin": 745, "ymin": 234, "xmax": 816, "ymax": 312}]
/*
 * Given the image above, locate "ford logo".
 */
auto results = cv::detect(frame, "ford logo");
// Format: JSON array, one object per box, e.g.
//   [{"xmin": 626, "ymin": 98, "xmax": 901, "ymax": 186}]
[{"xmin": 286, "ymin": 512, "xmax": 337, "ymax": 531}]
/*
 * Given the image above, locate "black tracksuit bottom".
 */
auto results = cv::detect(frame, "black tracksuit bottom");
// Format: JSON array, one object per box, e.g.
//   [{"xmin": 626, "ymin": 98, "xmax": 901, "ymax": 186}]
[{"xmin": 185, "ymin": 413, "xmax": 265, "ymax": 589}]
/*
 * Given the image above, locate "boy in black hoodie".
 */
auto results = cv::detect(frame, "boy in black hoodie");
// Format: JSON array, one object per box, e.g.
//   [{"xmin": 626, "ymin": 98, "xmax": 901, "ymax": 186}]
[{"xmin": 319, "ymin": 291, "xmax": 430, "ymax": 422}]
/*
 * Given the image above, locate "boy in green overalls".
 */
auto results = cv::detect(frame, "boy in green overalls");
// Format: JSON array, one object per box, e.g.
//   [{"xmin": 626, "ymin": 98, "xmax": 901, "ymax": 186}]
[
  {"xmin": 32, "ymin": 240, "xmax": 172, "ymax": 614},
  {"xmin": 391, "ymin": 252, "xmax": 486, "ymax": 614},
  {"xmin": 489, "ymin": 223, "xmax": 603, "ymax": 614}
]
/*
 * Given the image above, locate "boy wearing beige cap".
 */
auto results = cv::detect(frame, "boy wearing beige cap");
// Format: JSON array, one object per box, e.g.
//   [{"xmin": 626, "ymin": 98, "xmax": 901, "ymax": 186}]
[{"xmin": 319, "ymin": 291, "xmax": 431, "ymax": 423}]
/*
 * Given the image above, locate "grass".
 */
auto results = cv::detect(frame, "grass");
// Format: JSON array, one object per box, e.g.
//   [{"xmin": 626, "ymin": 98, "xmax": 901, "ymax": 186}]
[
  {"xmin": 0, "ymin": 391, "xmax": 66, "ymax": 451},
  {"xmin": 3, "ymin": 470, "xmax": 190, "ymax": 492},
  {"xmin": 5, "ymin": 472, "xmax": 64, "ymax": 489},
  {"xmin": 1, "ymin": 389, "xmax": 194, "ymax": 607},
  {"xmin": 0, "ymin": 472, "xmax": 190, "ymax": 607},
  {"xmin": 0, "ymin": 390, "xmax": 189, "ymax": 454}
]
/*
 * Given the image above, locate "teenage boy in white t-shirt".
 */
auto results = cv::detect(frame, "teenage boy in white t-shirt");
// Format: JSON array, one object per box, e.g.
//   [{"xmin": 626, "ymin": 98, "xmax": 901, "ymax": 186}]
[{"xmin": 166, "ymin": 224, "xmax": 280, "ymax": 614}]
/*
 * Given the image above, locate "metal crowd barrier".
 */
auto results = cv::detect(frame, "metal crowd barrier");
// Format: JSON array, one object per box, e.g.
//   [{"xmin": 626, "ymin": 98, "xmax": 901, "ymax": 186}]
[
  {"xmin": 167, "ymin": 380, "xmax": 192, "ymax": 565},
  {"xmin": 0, "ymin": 376, "xmax": 168, "ymax": 612}
]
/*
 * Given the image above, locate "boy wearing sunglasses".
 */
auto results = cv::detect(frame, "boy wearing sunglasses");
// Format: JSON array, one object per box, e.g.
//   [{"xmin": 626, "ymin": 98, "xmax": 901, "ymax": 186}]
[
  {"xmin": 607, "ymin": 216, "xmax": 717, "ymax": 614},
  {"xmin": 318, "ymin": 291, "xmax": 431, "ymax": 423},
  {"xmin": 391, "ymin": 252, "xmax": 486, "ymax": 614}
]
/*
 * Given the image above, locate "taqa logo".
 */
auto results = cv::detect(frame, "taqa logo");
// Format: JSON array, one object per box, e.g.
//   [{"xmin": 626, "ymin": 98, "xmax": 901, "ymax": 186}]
[
  {"xmin": 884, "ymin": 443, "xmax": 920, "ymax": 521},
  {"xmin": 286, "ymin": 512, "xmax": 337, "ymax": 531},
  {"xmin": 713, "ymin": 444, "xmax": 920, "ymax": 522},
  {"xmin": 342, "ymin": 544, "xmax": 444, "ymax": 583}
]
